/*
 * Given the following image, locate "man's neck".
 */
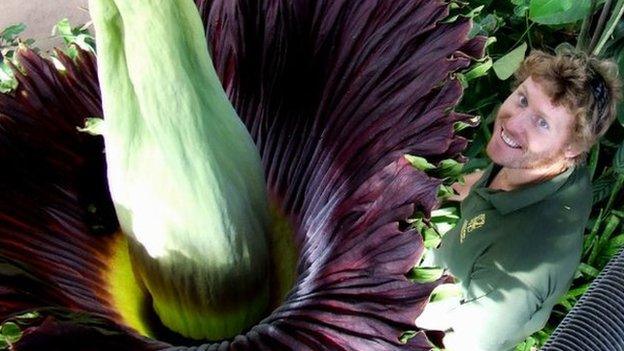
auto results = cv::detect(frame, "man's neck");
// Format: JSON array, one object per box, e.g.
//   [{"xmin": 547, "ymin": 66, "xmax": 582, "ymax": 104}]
[{"xmin": 489, "ymin": 162, "xmax": 569, "ymax": 191}]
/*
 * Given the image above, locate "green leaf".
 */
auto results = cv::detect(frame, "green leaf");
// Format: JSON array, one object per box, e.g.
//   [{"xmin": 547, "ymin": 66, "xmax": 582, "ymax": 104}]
[
  {"xmin": 455, "ymin": 72, "xmax": 468, "ymax": 89},
  {"xmin": 429, "ymin": 283, "xmax": 462, "ymax": 302},
  {"xmin": 584, "ymin": 209, "xmax": 605, "ymax": 256},
  {"xmin": 466, "ymin": 5, "xmax": 485, "ymax": 19},
  {"xmin": 66, "ymin": 45, "xmax": 79, "ymax": 60},
  {"xmin": 471, "ymin": 0, "xmax": 494, "ymax": 7},
  {"xmin": 423, "ymin": 227, "xmax": 442, "ymax": 248},
  {"xmin": 51, "ymin": 19, "xmax": 96, "ymax": 54},
  {"xmin": 563, "ymin": 283, "xmax": 591, "ymax": 299},
  {"xmin": 0, "ymin": 61, "xmax": 13, "ymax": 78},
  {"xmin": 592, "ymin": 173, "xmax": 616, "ymax": 205},
  {"xmin": 588, "ymin": 143, "xmax": 600, "ymax": 181},
  {"xmin": 399, "ymin": 330, "xmax": 417, "ymax": 344},
  {"xmin": 559, "ymin": 299, "xmax": 574, "ymax": 310},
  {"xmin": 437, "ymin": 159, "xmax": 464, "ymax": 178},
  {"xmin": 0, "ymin": 322, "xmax": 21, "ymax": 343},
  {"xmin": 437, "ymin": 184, "xmax": 456, "ymax": 198},
  {"xmin": 404, "ymin": 154, "xmax": 435, "ymax": 171},
  {"xmin": 613, "ymin": 142, "xmax": 624, "ymax": 175},
  {"xmin": 617, "ymin": 50, "xmax": 624, "ymax": 126},
  {"xmin": 592, "ymin": 0, "xmax": 624, "ymax": 56},
  {"xmin": 485, "ymin": 36, "xmax": 498, "ymax": 48},
  {"xmin": 464, "ymin": 57, "xmax": 493, "ymax": 81},
  {"xmin": 0, "ymin": 59, "xmax": 17, "ymax": 93},
  {"xmin": 14, "ymin": 311, "xmax": 39, "ymax": 321},
  {"xmin": 77, "ymin": 117, "xmax": 106, "ymax": 136},
  {"xmin": 578, "ymin": 262, "xmax": 600, "ymax": 277},
  {"xmin": 493, "ymin": 42, "xmax": 527, "ymax": 80},
  {"xmin": 515, "ymin": 336, "xmax": 537, "ymax": 351},
  {"xmin": 433, "ymin": 221, "xmax": 455, "ymax": 236},
  {"xmin": 431, "ymin": 207, "xmax": 460, "ymax": 220},
  {"xmin": 410, "ymin": 267, "xmax": 444, "ymax": 283},
  {"xmin": 480, "ymin": 14, "xmax": 505, "ymax": 34},
  {"xmin": 529, "ymin": 0, "xmax": 592, "ymax": 25},
  {"xmin": 0, "ymin": 80, "xmax": 17, "ymax": 94},
  {"xmin": 514, "ymin": 3, "xmax": 530, "ymax": 18},
  {"xmin": 0, "ymin": 23, "xmax": 26, "ymax": 42},
  {"xmin": 424, "ymin": 234, "xmax": 442, "ymax": 249},
  {"xmin": 596, "ymin": 234, "xmax": 624, "ymax": 267},
  {"xmin": 454, "ymin": 120, "xmax": 473, "ymax": 132},
  {"xmin": 52, "ymin": 18, "xmax": 74, "ymax": 43},
  {"xmin": 430, "ymin": 207, "xmax": 460, "ymax": 236}
]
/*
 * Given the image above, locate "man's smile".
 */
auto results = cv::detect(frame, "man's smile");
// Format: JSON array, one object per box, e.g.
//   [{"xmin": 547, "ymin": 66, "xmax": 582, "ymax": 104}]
[{"xmin": 500, "ymin": 127, "xmax": 522, "ymax": 149}]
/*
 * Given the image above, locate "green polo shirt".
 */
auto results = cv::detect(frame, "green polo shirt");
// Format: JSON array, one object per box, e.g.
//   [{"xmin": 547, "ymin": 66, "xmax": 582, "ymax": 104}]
[{"xmin": 431, "ymin": 163, "xmax": 592, "ymax": 351}]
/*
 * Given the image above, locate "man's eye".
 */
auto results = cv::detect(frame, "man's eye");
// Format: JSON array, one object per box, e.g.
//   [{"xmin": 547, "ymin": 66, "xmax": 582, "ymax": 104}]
[
  {"xmin": 519, "ymin": 95, "xmax": 528, "ymax": 107},
  {"xmin": 537, "ymin": 117, "xmax": 549, "ymax": 129}
]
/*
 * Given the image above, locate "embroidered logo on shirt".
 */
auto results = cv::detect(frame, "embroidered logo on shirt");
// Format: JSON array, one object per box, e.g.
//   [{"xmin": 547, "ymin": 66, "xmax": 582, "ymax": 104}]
[{"xmin": 460, "ymin": 213, "xmax": 486, "ymax": 243}]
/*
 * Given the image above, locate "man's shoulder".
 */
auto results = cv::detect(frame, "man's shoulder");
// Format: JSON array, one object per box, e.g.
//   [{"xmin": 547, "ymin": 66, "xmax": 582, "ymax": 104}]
[
  {"xmin": 539, "ymin": 164, "xmax": 592, "ymax": 222},
  {"xmin": 489, "ymin": 166, "xmax": 590, "ymax": 266}
]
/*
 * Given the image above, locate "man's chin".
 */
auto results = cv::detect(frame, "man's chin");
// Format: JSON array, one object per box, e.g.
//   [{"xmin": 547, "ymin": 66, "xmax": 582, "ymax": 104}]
[
  {"xmin": 486, "ymin": 144, "xmax": 532, "ymax": 169},
  {"xmin": 485, "ymin": 145, "xmax": 510, "ymax": 167},
  {"xmin": 486, "ymin": 150, "xmax": 527, "ymax": 169},
  {"xmin": 486, "ymin": 142, "xmax": 569, "ymax": 173}
]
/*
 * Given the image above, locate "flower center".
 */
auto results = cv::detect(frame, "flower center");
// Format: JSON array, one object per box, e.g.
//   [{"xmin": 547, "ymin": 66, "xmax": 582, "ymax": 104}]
[{"xmin": 104, "ymin": 205, "xmax": 298, "ymax": 343}]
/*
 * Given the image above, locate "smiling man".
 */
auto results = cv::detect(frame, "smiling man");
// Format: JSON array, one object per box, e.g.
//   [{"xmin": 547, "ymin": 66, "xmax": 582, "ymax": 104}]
[{"xmin": 417, "ymin": 50, "xmax": 621, "ymax": 351}]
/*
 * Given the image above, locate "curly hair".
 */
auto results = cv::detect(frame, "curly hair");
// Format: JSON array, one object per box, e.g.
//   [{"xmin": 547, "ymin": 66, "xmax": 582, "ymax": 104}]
[{"xmin": 513, "ymin": 49, "xmax": 622, "ymax": 163}]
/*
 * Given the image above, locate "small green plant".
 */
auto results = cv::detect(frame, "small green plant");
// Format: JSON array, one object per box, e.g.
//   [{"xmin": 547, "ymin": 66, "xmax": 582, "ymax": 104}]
[
  {"xmin": 0, "ymin": 23, "xmax": 34, "ymax": 93},
  {"xmin": 0, "ymin": 311, "xmax": 39, "ymax": 350},
  {"xmin": 51, "ymin": 18, "xmax": 96, "ymax": 57},
  {"xmin": 0, "ymin": 19, "xmax": 96, "ymax": 93}
]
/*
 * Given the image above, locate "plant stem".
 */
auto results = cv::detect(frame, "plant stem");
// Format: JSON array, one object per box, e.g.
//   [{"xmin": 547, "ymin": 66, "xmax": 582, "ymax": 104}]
[
  {"xmin": 510, "ymin": 22, "xmax": 535, "ymax": 52},
  {"xmin": 593, "ymin": 0, "xmax": 624, "ymax": 55},
  {"xmin": 578, "ymin": 0, "xmax": 597, "ymax": 51},
  {"xmin": 525, "ymin": 15, "xmax": 533, "ymax": 49},
  {"xmin": 589, "ymin": 0, "xmax": 614, "ymax": 53}
]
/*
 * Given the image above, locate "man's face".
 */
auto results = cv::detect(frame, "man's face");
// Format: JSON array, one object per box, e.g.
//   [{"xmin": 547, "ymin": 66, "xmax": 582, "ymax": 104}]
[{"xmin": 486, "ymin": 76, "xmax": 578, "ymax": 169}]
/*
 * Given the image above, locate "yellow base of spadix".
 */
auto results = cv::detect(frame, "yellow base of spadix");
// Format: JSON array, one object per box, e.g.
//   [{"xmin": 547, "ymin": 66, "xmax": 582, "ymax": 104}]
[
  {"xmin": 105, "ymin": 233, "xmax": 153, "ymax": 338},
  {"xmin": 103, "ymin": 204, "xmax": 299, "ymax": 341}
]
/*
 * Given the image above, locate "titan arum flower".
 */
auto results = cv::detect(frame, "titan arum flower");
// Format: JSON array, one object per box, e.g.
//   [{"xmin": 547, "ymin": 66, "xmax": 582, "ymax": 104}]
[{"xmin": 0, "ymin": 0, "xmax": 485, "ymax": 349}]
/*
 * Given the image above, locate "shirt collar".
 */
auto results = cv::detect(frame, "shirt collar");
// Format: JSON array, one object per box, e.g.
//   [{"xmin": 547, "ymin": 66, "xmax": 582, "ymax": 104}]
[{"xmin": 473, "ymin": 163, "xmax": 576, "ymax": 215}]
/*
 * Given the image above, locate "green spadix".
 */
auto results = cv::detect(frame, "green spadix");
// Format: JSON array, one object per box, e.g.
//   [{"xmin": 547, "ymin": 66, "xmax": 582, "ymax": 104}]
[{"xmin": 89, "ymin": 0, "xmax": 270, "ymax": 340}]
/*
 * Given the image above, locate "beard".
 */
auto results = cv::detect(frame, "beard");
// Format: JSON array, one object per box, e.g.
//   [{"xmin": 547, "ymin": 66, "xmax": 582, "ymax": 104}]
[{"xmin": 486, "ymin": 131, "xmax": 567, "ymax": 171}]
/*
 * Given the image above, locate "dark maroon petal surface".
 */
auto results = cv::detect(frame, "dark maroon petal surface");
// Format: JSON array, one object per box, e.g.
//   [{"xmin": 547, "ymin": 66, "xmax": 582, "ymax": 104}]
[
  {"xmin": 14, "ymin": 314, "xmax": 166, "ymax": 351},
  {"xmin": 0, "ymin": 48, "xmax": 166, "ymax": 350},
  {"xmin": 193, "ymin": 0, "xmax": 484, "ymax": 350},
  {"xmin": 1, "ymin": 0, "xmax": 484, "ymax": 350},
  {"xmin": 0, "ymin": 48, "xmax": 159, "ymax": 351},
  {"xmin": 0, "ymin": 48, "xmax": 118, "ymax": 318}
]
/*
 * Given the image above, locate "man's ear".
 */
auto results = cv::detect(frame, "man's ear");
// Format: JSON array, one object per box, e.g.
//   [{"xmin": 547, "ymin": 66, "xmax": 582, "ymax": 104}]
[{"xmin": 564, "ymin": 142, "xmax": 584, "ymax": 160}]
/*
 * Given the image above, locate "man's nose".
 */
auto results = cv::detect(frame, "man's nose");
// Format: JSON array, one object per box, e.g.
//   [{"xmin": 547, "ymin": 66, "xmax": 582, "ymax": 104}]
[{"xmin": 506, "ymin": 111, "xmax": 529, "ymax": 133}]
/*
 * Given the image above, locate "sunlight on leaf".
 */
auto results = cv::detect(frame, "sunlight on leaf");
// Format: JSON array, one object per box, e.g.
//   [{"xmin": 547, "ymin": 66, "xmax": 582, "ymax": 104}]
[
  {"xmin": 0, "ymin": 24, "xmax": 26, "ymax": 43},
  {"xmin": 493, "ymin": 42, "xmax": 527, "ymax": 80},
  {"xmin": 529, "ymin": 0, "xmax": 592, "ymax": 25}
]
